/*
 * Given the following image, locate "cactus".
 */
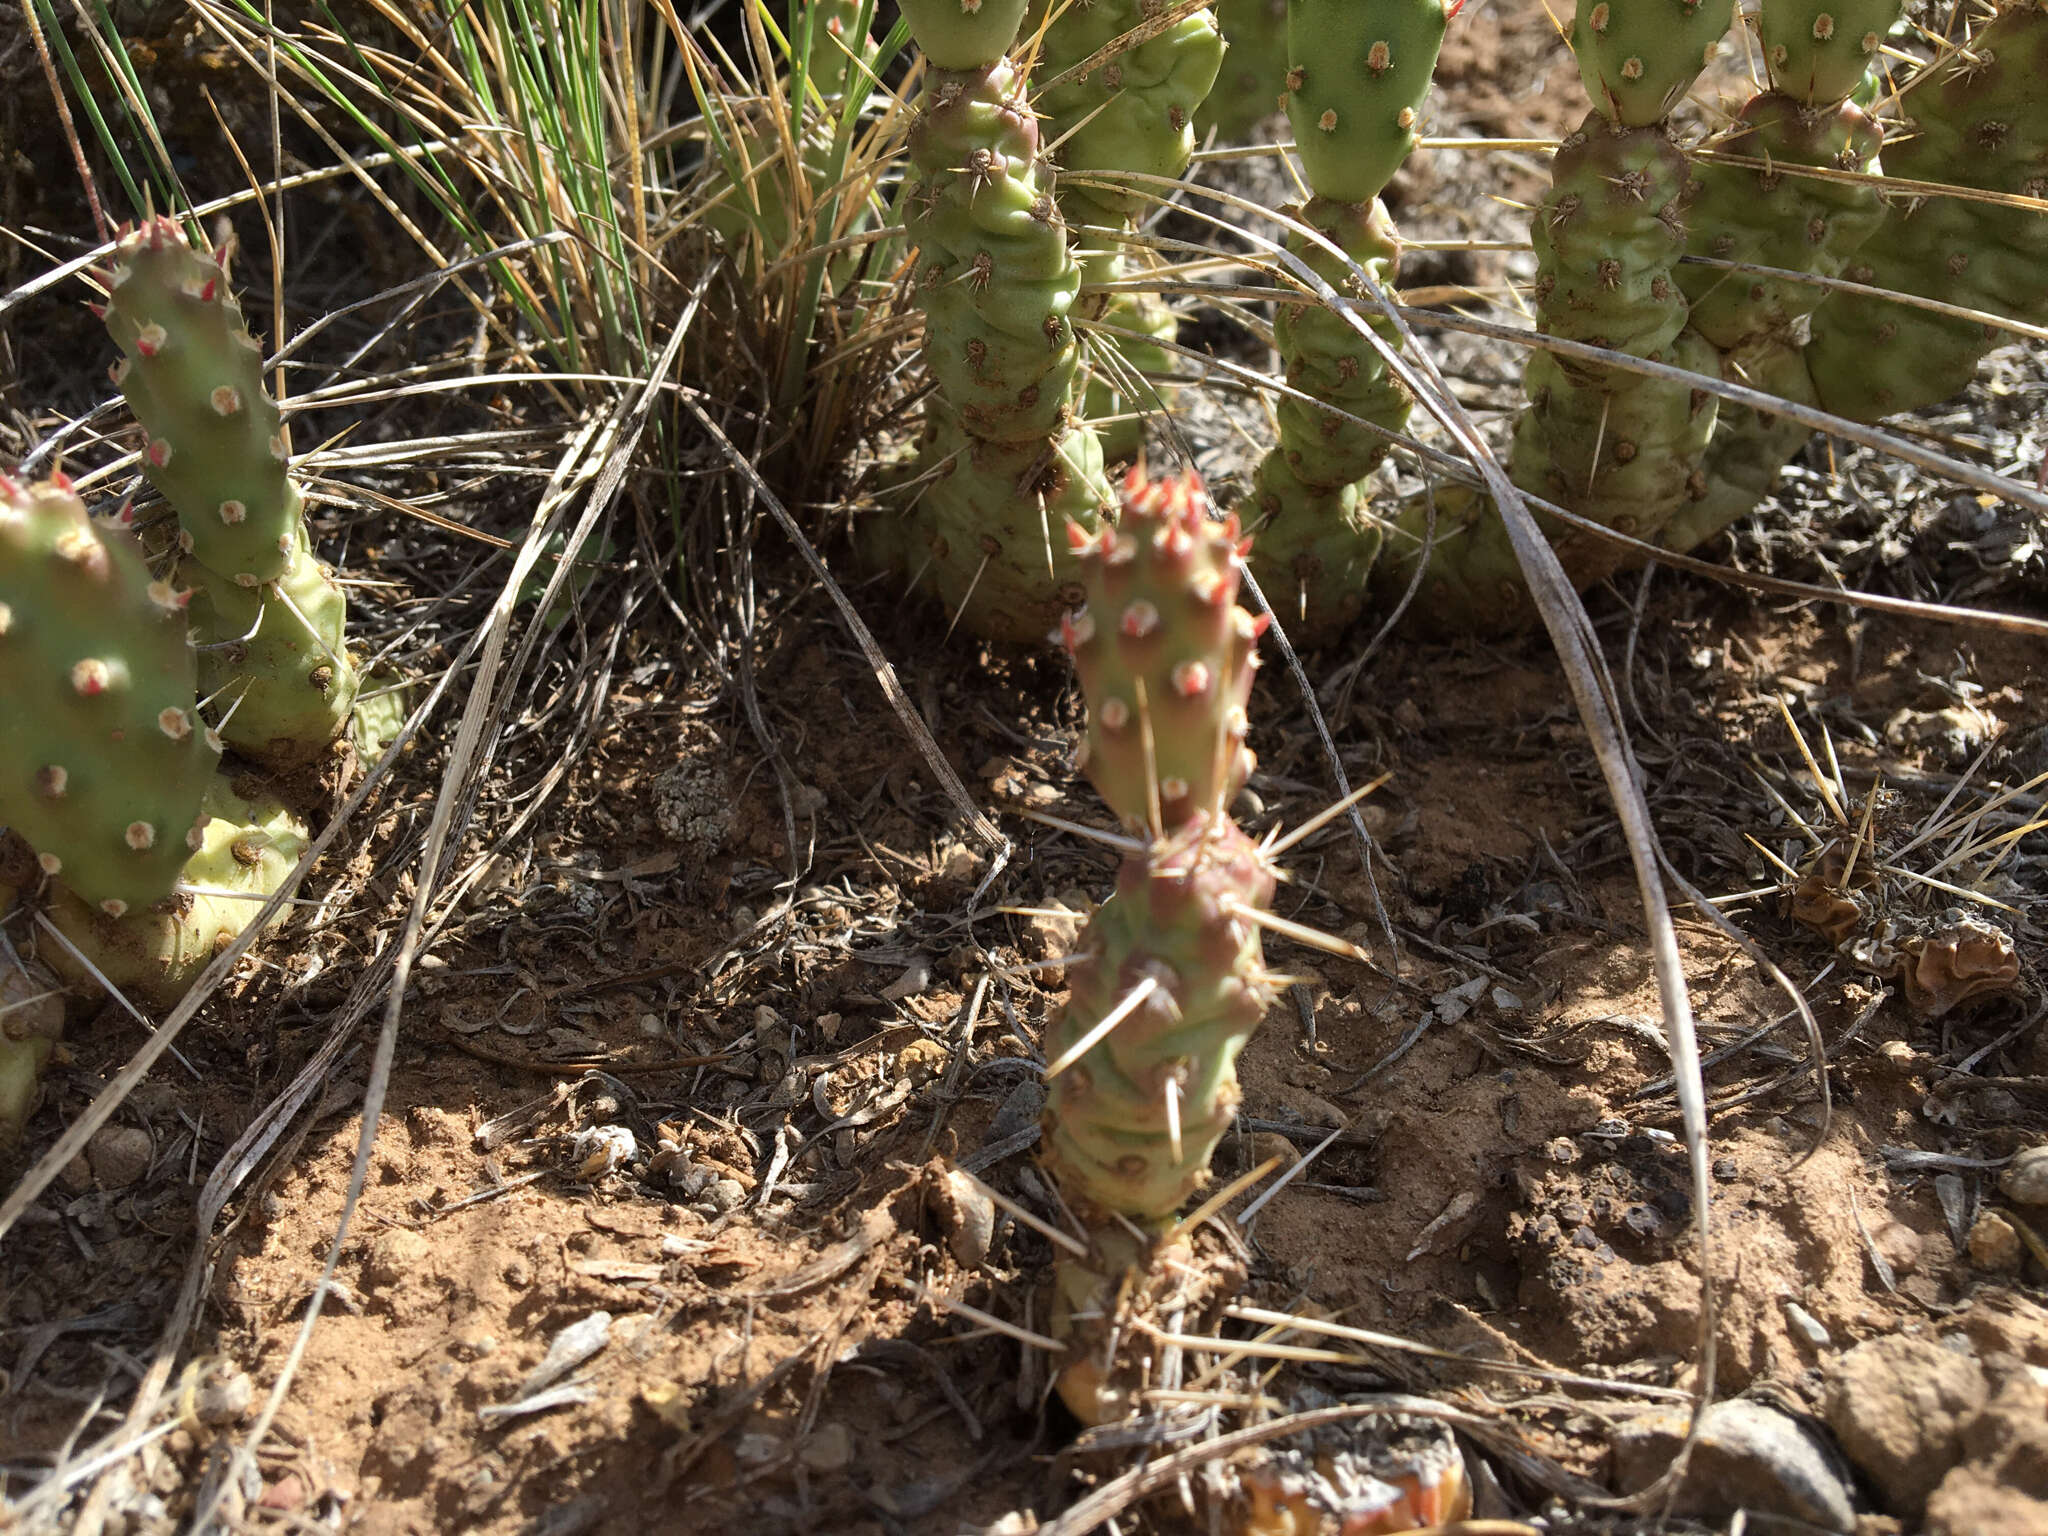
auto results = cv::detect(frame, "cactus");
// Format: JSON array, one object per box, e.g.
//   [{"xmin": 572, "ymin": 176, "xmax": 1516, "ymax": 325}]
[
  {"xmin": 1201, "ymin": 0, "xmax": 1290, "ymax": 141},
  {"xmin": 0, "ymin": 472, "xmax": 309, "ymax": 1146},
  {"xmin": 1374, "ymin": 0, "xmax": 1732, "ymax": 627},
  {"xmin": 1030, "ymin": 0, "xmax": 1223, "ymax": 462},
  {"xmin": 0, "ymin": 473, "xmax": 218, "ymax": 920},
  {"xmin": 1241, "ymin": 0, "xmax": 1445, "ymax": 644},
  {"xmin": 0, "ymin": 952, "xmax": 65, "ymax": 1147},
  {"xmin": 1805, "ymin": 2, "xmax": 2048, "ymax": 422},
  {"xmin": 862, "ymin": 0, "xmax": 1114, "ymax": 642},
  {"xmin": 1043, "ymin": 468, "xmax": 1283, "ymax": 1422},
  {"xmin": 100, "ymin": 217, "xmax": 361, "ymax": 768},
  {"xmin": 1658, "ymin": 0, "xmax": 1897, "ymax": 554}
]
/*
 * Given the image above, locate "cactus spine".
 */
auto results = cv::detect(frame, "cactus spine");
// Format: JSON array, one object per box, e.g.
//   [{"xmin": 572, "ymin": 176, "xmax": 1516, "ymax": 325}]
[
  {"xmin": 1805, "ymin": 2, "xmax": 2048, "ymax": 421},
  {"xmin": 0, "ymin": 473, "xmax": 307, "ymax": 1138},
  {"xmin": 1044, "ymin": 467, "xmax": 1282, "ymax": 1422},
  {"xmin": 866, "ymin": 0, "xmax": 1114, "ymax": 642},
  {"xmin": 1242, "ymin": 0, "xmax": 1445, "ymax": 644},
  {"xmin": 1658, "ymin": 0, "xmax": 1897, "ymax": 554},
  {"xmin": 1030, "ymin": 0, "xmax": 1224, "ymax": 463},
  {"xmin": 100, "ymin": 218, "xmax": 360, "ymax": 769}
]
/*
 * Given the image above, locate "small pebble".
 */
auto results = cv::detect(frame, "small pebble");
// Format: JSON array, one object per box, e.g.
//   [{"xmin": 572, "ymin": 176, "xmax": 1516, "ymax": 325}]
[
  {"xmin": 1998, "ymin": 1147, "xmax": 2048, "ymax": 1206},
  {"xmin": 86, "ymin": 1125, "xmax": 154, "ymax": 1190},
  {"xmin": 800, "ymin": 1422, "xmax": 854, "ymax": 1472},
  {"xmin": 705, "ymin": 1178, "xmax": 746, "ymax": 1212},
  {"xmin": 1968, "ymin": 1210, "xmax": 2024, "ymax": 1274},
  {"xmin": 1783, "ymin": 1300, "xmax": 1832, "ymax": 1349}
]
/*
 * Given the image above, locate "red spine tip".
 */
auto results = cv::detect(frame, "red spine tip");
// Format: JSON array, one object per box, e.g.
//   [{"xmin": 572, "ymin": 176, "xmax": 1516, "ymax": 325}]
[{"xmin": 1065, "ymin": 520, "xmax": 1092, "ymax": 550}]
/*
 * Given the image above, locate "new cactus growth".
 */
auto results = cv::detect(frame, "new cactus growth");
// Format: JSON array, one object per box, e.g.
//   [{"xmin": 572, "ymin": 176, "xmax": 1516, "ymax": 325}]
[
  {"xmin": 1805, "ymin": 2, "xmax": 2048, "ymax": 422},
  {"xmin": 0, "ymin": 473, "xmax": 307, "ymax": 1134},
  {"xmin": 1243, "ymin": 0, "xmax": 1445, "ymax": 644},
  {"xmin": 864, "ymin": 0, "xmax": 1114, "ymax": 642},
  {"xmin": 1030, "ymin": 0, "xmax": 1223, "ymax": 462},
  {"xmin": 100, "ymin": 218, "xmax": 361, "ymax": 768},
  {"xmin": 1044, "ymin": 467, "xmax": 1282, "ymax": 1422}
]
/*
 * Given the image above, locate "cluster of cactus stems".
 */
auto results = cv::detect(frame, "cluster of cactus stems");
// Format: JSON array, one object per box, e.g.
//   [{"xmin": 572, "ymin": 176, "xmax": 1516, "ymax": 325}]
[
  {"xmin": 0, "ymin": 473, "xmax": 308, "ymax": 1138},
  {"xmin": 1244, "ymin": 0, "xmax": 1447, "ymax": 645},
  {"xmin": 1029, "ymin": 0, "xmax": 1223, "ymax": 463},
  {"xmin": 1041, "ymin": 466, "xmax": 1283, "ymax": 1423},
  {"xmin": 96, "ymin": 217, "xmax": 362, "ymax": 770},
  {"xmin": 863, "ymin": 0, "xmax": 1114, "ymax": 644}
]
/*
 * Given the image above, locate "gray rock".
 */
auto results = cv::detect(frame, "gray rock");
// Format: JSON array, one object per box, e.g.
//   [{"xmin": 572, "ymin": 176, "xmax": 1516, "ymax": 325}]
[{"xmin": 1612, "ymin": 1398, "xmax": 1854, "ymax": 1533}]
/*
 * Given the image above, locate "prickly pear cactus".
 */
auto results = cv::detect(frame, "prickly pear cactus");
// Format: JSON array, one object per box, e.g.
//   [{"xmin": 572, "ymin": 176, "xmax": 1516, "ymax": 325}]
[
  {"xmin": 1201, "ymin": 0, "xmax": 1289, "ymax": 140},
  {"xmin": 100, "ymin": 218, "xmax": 362, "ymax": 767},
  {"xmin": 1043, "ymin": 469, "xmax": 1282, "ymax": 1422},
  {"xmin": 1031, "ymin": 0, "xmax": 1223, "ymax": 461},
  {"xmin": 0, "ymin": 473, "xmax": 217, "ymax": 919},
  {"xmin": 865, "ymin": 2, "xmax": 1114, "ymax": 641},
  {"xmin": 1805, "ymin": 3, "xmax": 2048, "ymax": 421},
  {"xmin": 1239, "ymin": 0, "xmax": 1444, "ymax": 644}
]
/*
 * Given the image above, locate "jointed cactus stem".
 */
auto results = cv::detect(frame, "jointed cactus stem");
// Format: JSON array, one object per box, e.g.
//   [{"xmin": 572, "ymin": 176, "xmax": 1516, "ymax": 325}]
[
  {"xmin": 862, "ymin": 0, "xmax": 1115, "ymax": 642},
  {"xmin": 100, "ymin": 218, "xmax": 361, "ymax": 769},
  {"xmin": 1241, "ymin": 0, "xmax": 1446, "ymax": 644},
  {"xmin": 1030, "ymin": 0, "xmax": 1224, "ymax": 463},
  {"xmin": 1043, "ymin": 468, "xmax": 1283, "ymax": 1423}
]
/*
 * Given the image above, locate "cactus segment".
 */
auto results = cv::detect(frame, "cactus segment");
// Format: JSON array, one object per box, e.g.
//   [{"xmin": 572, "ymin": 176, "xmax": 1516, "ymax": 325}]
[
  {"xmin": 1805, "ymin": 5, "xmax": 2048, "ymax": 421},
  {"xmin": 1201, "ymin": 0, "xmax": 1290, "ymax": 140},
  {"xmin": 186, "ymin": 520, "xmax": 359, "ymax": 768},
  {"xmin": 0, "ymin": 475, "xmax": 218, "ymax": 918},
  {"xmin": 896, "ymin": 0, "xmax": 1031, "ymax": 69},
  {"xmin": 1031, "ymin": 0, "xmax": 1223, "ymax": 461},
  {"xmin": 32, "ymin": 782, "xmax": 307, "ymax": 1007},
  {"xmin": 1760, "ymin": 0, "xmax": 1900, "ymax": 105},
  {"xmin": 1284, "ymin": 0, "xmax": 1449, "ymax": 206},
  {"xmin": 1679, "ymin": 93, "xmax": 1887, "ymax": 350},
  {"xmin": 890, "ymin": 401, "xmax": 1112, "ymax": 642},
  {"xmin": 0, "ymin": 954, "xmax": 64, "ymax": 1146},
  {"xmin": 1508, "ymin": 114, "xmax": 1717, "ymax": 580},
  {"xmin": 1244, "ymin": 197, "xmax": 1406, "ymax": 643},
  {"xmin": 1657, "ymin": 340, "xmax": 1819, "ymax": 553},
  {"xmin": 100, "ymin": 217, "xmax": 362, "ymax": 767},
  {"xmin": 1040, "ymin": 814, "xmax": 1279, "ymax": 1223},
  {"xmin": 877, "ymin": 39, "xmax": 1115, "ymax": 638},
  {"xmin": 101, "ymin": 218, "xmax": 297, "ymax": 586},
  {"xmin": 1571, "ymin": 0, "xmax": 1736, "ymax": 128},
  {"xmin": 1062, "ymin": 469, "xmax": 1264, "ymax": 832}
]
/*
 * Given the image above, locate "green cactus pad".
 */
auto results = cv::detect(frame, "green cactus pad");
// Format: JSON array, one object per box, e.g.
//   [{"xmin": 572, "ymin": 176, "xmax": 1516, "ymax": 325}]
[
  {"xmin": 1041, "ymin": 816, "xmax": 1279, "ymax": 1222},
  {"xmin": 1031, "ymin": 0, "xmax": 1223, "ymax": 462},
  {"xmin": 1245, "ymin": 460, "xmax": 1381, "ymax": 644},
  {"xmin": 1509, "ymin": 114, "xmax": 1716, "ymax": 580},
  {"xmin": 897, "ymin": 0, "xmax": 1030, "ymax": 69},
  {"xmin": 0, "ymin": 474, "xmax": 218, "ymax": 917},
  {"xmin": 1760, "ymin": 0, "xmax": 1900, "ymax": 105},
  {"xmin": 1285, "ymin": 0, "xmax": 1448, "ymax": 205},
  {"xmin": 1805, "ymin": 4, "xmax": 2048, "ymax": 421},
  {"xmin": 101, "ymin": 218, "xmax": 299, "ymax": 586},
  {"xmin": 1679, "ymin": 92, "xmax": 1886, "ymax": 350},
  {"xmin": 186, "ymin": 520, "xmax": 360, "ymax": 769},
  {"xmin": 1202, "ymin": 0, "xmax": 1290, "ymax": 139},
  {"xmin": 1240, "ymin": 196, "xmax": 1406, "ymax": 643},
  {"xmin": 32, "ymin": 781, "xmax": 307, "ymax": 1007},
  {"xmin": 1571, "ymin": 0, "xmax": 1736, "ymax": 128},
  {"xmin": 1373, "ymin": 482, "xmax": 1534, "ymax": 633},
  {"xmin": 886, "ymin": 402, "xmax": 1113, "ymax": 643},
  {"xmin": 1063, "ymin": 469, "xmax": 1265, "ymax": 832},
  {"xmin": 1656, "ymin": 341, "xmax": 1818, "ymax": 554},
  {"xmin": 908, "ymin": 61, "xmax": 1088, "ymax": 445}
]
